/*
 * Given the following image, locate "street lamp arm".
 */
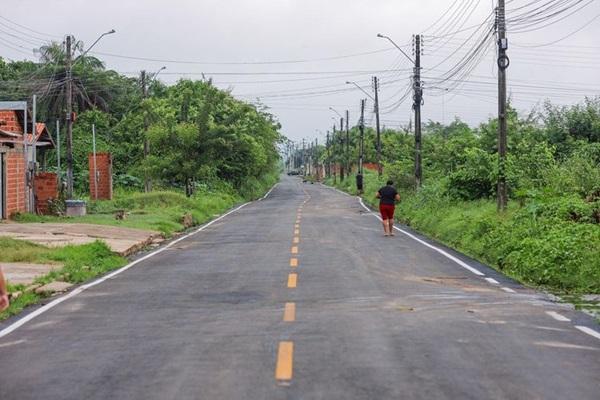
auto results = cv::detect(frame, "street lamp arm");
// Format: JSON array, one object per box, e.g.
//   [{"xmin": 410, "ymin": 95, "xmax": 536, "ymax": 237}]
[
  {"xmin": 345, "ymin": 81, "xmax": 375, "ymax": 101},
  {"xmin": 74, "ymin": 29, "xmax": 116, "ymax": 65},
  {"xmin": 377, "ymin": 33, "xmax": 414, "ymax": 65},
  {"xmin": 329, "ymin": 107, "xmax": 342, "ymax": 118}
]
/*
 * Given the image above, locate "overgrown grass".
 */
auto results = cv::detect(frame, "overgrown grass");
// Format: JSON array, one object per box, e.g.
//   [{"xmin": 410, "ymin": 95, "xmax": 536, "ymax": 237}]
[
  {"xmin": 0, "ymin": 238, "xmax": 127, "ymax": 320},
  {"xmin": 14, "ymin": 190, "xmax": 241, "ymax": 237},
  {"xmin": 326, "ymin": 170, "xmax": 600, "ymax": 295},
  {"xmin": 14, "ymin": 172, "xmax": 280, "ymax": 237}
]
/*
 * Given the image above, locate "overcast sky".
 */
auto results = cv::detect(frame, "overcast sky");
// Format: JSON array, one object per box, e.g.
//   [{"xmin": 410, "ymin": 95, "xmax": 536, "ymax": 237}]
[{"xmin": 2, "ymin": 0, "xmax": 600, "ymax": 143}]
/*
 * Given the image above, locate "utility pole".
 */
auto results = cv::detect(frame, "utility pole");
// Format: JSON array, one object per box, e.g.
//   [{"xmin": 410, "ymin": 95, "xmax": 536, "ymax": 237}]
[
  {"xmin": 56, "ymin": 119, "xmax": 60, "ymax": 183},
  {"xmin": 339, "ymin": 117, "xmax": 345, "ymax": 181},
  {"xmin": 357, "ymin": 99, "xmax": 366, "ymax": 193},
  {"xmin": 326, "ymin": 132, "xmax": 331, "ymax": 178},
  {"xmin": 302, "ymin": 138, "xmax": 306, "ymax": 176},
  {"xmin": 345, "ymin": 110, "xmax": 350, "ymax": 176},
  {"xmin": 414, "ymin": 34, "xmax": 423, "ymax": 188},
  {"xmin": 141, "ymin": 70, "xmax": 152, "ymax": 192},
  {"xmin": 373, "ymin": 76, "xmax": 382, "ymax": 177},
  {"xmin": 496, "ymin": 0, "xmax": 509, "ymax": 211},
  {"xmin": 332, "ymin": 124, "xmax": 337, "ymax": 184},
  {"xmin": 65, "ymin": 35, "xmax": 74, "ymax": 199}
]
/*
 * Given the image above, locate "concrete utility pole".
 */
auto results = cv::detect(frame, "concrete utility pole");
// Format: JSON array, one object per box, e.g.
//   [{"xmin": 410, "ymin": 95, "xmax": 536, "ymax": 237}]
[
  {"xmin": 373, "ymin": 76, "xmax": 382, "ymax": 177},
  {"xmin": 332, "ymin": 124, "xmax": 337, "ymax": 184},
  {"xmin": 345, "ymin": 110, "xmax": 350, "ymax": 176},
  {"xmin": 356, "ymin": 99, "xmax": 366, "ymax": 194},
  {"xmin": 339, "ymin": 117, "xmax": 344, "ymax": 181},
  {"xmin": 496, "ymin": 0, "xmax": 509, "ymax": 211},
  {"xmin": 302, "ymin": 138, "xmax": 306, "ymax": 175},
  {"xmin": 414, "ymin": 34, "xmax": 423, "ymax": 188},
  {"xmin": 377, "ymin": 32, "xmax": 423, "ymax": 188},
  {"xmin": 65, "ymin": 35, "xmax": 74, "ymax": 199},
  {"xmin": 56, "ymin": 119, "xmax": 61, "ymax": 181},
  {"xmin": 141, "ymin": 70, "xmax": 151, "ymax": 193},
  {"xmin": 326, "ymin": 132, "xmax": 331, "ymax": 178}
]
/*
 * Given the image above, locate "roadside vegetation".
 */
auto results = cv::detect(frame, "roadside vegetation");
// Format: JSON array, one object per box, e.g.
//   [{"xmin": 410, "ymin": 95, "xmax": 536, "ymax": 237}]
[
  {"xmin": 324, "ymin": 99, "xmax": 600, "ymax": 301},
  {"xmin": 0, "ymin": 238, "xmax": 126, "ymax": 320}
]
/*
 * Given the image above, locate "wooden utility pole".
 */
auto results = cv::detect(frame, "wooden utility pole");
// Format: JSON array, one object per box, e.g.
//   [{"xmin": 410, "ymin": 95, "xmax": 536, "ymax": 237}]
[
  {"xmin": 65, "ymin": 35, "xmax": 74, "ymax": 199},
  {"xmin": 497, "ymin": 0, "xmax": 509, "ymax": 211},
  {"xmin": 373, "ymin": 76, "xmax": 382, "ymax": 177},
  {"xmin": 141, "ymin": 70, "xmax": 152, "ymax": 192},
  {"xmin": 414, "ymin": 34, "xmax": 423, "ymax": 188}
]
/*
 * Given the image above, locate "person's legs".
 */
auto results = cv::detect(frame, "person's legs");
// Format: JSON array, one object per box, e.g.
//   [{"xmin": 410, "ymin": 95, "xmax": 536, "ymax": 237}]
[
  {"xmin": 388, "ymin": 206, "xmax": 396, "ymax": 235},
  {"xmin": 382, "ymin": 219, "xmax": 390, "ymax": 236}
]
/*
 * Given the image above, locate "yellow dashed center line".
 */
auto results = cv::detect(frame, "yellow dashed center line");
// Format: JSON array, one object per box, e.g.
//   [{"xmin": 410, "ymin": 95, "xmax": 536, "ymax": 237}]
[
  {"xmin": 283, "ymin": 303, "xmax": 296, "ymax": 322},
  {"xmin": 290, "ymin": 258, "xmax": 298, "ymax": 267},
  {"xmin": 287, "ymin": 273, "xmax": 297, "ymax": 288},
  {"xmin": 293, "ymin": 237, "xmax": 300, "ymax": 244},
  {"xmin": 291, "ymin": 246, "xmax": 298, "ymax": 254},
  {"xmin": 275, "ymin": 341, "xmax": 294, "ymax": 380},
  {"xmin": 294, "ymin": 229, "xmax": 300, "ymax": 235}
]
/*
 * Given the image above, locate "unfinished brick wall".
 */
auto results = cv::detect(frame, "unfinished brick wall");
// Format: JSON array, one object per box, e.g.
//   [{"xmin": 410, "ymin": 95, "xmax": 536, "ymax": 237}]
[
  {"xmin": 5, "ymin": 149, "xmax": 26, "ymax": 217},
  {"xmin": 34, "ymin": 172, "xmax": 58, "ymax": 215},
  {"xmin": 89, "ymin": 152, "xmax": 113, "ymax": 200},
  {"xmin": 0, "ymin": 110, "xmax": 23, "ymax": 133}
]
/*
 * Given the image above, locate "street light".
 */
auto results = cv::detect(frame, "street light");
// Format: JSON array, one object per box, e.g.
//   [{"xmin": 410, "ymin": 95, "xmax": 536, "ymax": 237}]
[
  {"xmin": 345, "ymin": 81, "xmax": 374, "ymax": 101},
  {"xmin": 376, "ymin": 33, "xmax": 414, "ymax": 64},
  {"xmin": 76, "ymin": 29, "xmax": 116, "ymax": 63},
  {"xmin": 65, "ymin": 29, "xmax": 116, "ymax": 198},
  {"xmin": 152, "ymin": 66, "xmax": 167, "ymax": 80},
  {"xmin": 329, "ymin": 106, "xmax": 342, "ymax": 118},
  {"xmin": 377, "ymin": 32, "xmax": 423, "ymax": 188}
]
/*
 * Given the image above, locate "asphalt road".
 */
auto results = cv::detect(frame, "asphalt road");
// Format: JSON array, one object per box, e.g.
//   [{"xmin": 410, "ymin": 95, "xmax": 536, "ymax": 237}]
[{"xmin": 1, "ymin": 176, "xmax": 599, "ymax": 400}]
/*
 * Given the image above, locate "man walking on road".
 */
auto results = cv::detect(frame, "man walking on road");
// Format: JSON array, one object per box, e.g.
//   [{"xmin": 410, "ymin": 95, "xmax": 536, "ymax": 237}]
[
  {"xmin": 376, "ymin": 180, "xmax": 400, "ymax": 237},
  {"xmin": 0, "ymin": 266, "xmax": 9, "ymax": 312}
]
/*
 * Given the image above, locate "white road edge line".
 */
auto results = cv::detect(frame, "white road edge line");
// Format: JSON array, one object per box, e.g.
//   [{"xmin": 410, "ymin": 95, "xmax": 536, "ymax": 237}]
[
  {"xmin": 260, "ymin": 183, "xmax": 279, "ymax": 201},
  {"xmin": 546, "ymin": 311, "xmax": 571, "ymax": 322},
  {"xmin": 358, "ymin": 197, "xmax": 485, "ymax": 277},
  {"xmin": 485, "ymin": 277, "xmax": 500, "ymax": 285},
  {"xmin": 575, "ymin": 326, "xmax": 600, "ymax": 340},
  {"xmin": 0, "ymin": 201, "xmax": 252, "ymax": 339}
]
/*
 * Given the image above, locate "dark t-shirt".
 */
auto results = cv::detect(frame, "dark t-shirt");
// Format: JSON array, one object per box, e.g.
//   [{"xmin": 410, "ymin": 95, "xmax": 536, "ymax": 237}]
[{"xmin": 378, "ymin": 185, "xmax": 398, "ymax": 205}]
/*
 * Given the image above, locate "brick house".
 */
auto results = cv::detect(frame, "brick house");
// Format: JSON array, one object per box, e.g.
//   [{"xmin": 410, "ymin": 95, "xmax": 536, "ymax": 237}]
[
  {"xmin": 0, "ymin": 106, "xmax": 28, "ymax": 219},
  {"xmin": 0, "ymin": 103, "xmax": 56, "ymax": 219}
]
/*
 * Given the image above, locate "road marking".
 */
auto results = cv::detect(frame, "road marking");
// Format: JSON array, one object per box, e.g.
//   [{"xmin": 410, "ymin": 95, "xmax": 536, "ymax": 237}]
[
  {"xmin": 291, "ymin": 246, "xmax": 298, "ymax": 254},
  {"xmin": 575, "ymin": 326, "xmax": 600, "ymax": 340},
  {"xmin": 290, "ymin": 258, "xmax": 298, "ymax": 267},
  {"xmin": 546, "ymin": 311, "xmax": 571, "ymax": 322},
  {"xmin": 501, "ymin": 287, "xmax": 516, "ymax": 293},
  {"xmin": 358, "ymin": 198, "xmax": 485, "ymax": 276},
  {"xmin": 485, "ymin": 277, "xmax": 500, "ymax": 285},
  {"xmin": 261, "ymin": 183, "xmax": 279, "ymax": 200},
  {"xmin": 294, "ymin": 224, "xmax": 300, "ymax": 229},
  {"xmin": 293, "ymin": 237, "xmax": 300, "ymax": 244},
  {"xmin": 275, "ymin": 341, "xmax": 294, "ymax": 380},
  {"xmin": 283, "ymin": 303, "xmax": 296, "ymax": 322},
  {"xmin": 294, "ymin": 229, "xmax": 300, "ymax": 235},
  {"xmin": 0, "ymin": 201, "xmax": 252, "ymax": 340},
  {"xmin": 287, "ymin": 273, "xmax": 297, "ymax": 288}
]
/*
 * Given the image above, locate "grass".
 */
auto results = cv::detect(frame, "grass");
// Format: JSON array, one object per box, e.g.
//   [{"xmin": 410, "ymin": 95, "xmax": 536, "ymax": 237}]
[
  {"xmin": 325, "ymin": 170, "xmax": 600, "ymax": 296},
  {"xmin": 14, "ymin": 190, "xmax": 242, "ymax": 238},
  {"xmin": 0, "ymin": 238, "xmax": 127, "ymax": 321}
]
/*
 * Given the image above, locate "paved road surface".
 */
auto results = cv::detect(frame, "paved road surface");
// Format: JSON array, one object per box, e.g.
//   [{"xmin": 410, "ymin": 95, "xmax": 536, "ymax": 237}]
[{"xmin": 1, "ymin": 176, "xmax": 599, "ymax": 399}]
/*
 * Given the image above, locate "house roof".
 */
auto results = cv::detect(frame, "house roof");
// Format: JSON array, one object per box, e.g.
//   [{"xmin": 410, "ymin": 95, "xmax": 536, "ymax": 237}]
[{"xmin": 26, "ymin": 123, "xmax": 55, "ymax": 148}]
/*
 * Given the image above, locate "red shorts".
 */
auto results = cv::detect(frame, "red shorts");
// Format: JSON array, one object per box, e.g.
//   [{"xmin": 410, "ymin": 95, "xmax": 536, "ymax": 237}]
[{"xmin": 379, "ymin": 204, "xmax": 395, "ymax": 220}]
